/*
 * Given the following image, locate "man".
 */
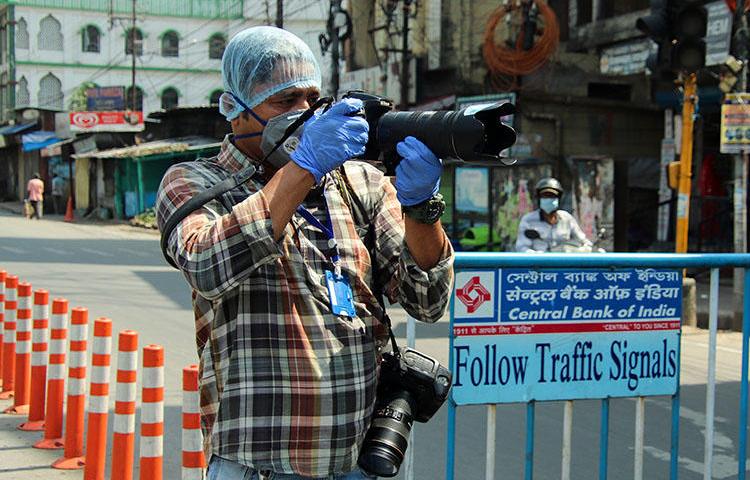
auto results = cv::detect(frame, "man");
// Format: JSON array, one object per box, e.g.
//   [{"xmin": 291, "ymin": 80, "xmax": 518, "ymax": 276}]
[
  {"xmin": 26, "ymin": 173, "xmax": 44, "ymax": 220},
  {"xmin": 515, "ymin": 177, "xmax": 592, "ymax": 253},
  {"xmin": 156, "ymin": 26, "xmax": 453, "ymax": 479},
  {"xmin": 51, "ymin": 174, "xmax": 65, "ymax": 214}
]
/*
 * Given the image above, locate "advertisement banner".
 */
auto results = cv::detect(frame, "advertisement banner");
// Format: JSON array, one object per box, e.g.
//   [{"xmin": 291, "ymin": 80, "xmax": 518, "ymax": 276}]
[
  {"xmin": 69, "ymin": 111, "xmax": 144, "ymax": 133},
  {"xmin": 451, "ymin": 268, "xmax": 682, "ymax": 405},
  {"xmin": 720, "ymin": 93, "xmax": 750, "ymax": 153},
  {"xmin": 86, "ymin": 86, "xmax": 125, "ymax": 111}
]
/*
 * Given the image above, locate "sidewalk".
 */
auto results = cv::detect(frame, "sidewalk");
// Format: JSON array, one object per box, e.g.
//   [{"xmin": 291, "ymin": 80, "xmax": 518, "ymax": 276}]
[
  {"xmin": 0, "ymin": 201, "xmax": 159, "ymax": 236},
  {"xmin": 694, "ymin": 278, "xmax": 735, "ymax": 330}
]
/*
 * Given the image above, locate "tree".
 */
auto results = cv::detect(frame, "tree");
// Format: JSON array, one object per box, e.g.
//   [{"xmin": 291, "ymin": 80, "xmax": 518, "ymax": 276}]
[{"xmin": 68, "ymin": 81, "xmax": 98, "ymax": 111}]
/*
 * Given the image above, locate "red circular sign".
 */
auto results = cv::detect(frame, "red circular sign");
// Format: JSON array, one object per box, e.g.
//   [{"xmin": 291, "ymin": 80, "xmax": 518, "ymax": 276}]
[{"xmin": 71, "ymin": 112, "xmax": 100, "ymax": 129}]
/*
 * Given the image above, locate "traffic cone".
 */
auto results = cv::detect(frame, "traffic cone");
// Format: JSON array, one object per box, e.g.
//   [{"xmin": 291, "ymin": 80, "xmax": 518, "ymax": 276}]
[{"xmin": 64, "ymin": 196, "xmax": 74, "ymax": 223}]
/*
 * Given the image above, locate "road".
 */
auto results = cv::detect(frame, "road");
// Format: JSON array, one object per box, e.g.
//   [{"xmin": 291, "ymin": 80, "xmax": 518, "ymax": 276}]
[{"xmin": 0, "ymin": 210, "xmax": 746, "ymax": 479}]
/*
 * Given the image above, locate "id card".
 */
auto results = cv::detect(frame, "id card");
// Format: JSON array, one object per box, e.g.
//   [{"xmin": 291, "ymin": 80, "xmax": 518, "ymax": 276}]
[{"xmin": 325, "ymin": 270, "xmax": 356, "ymax": 317}]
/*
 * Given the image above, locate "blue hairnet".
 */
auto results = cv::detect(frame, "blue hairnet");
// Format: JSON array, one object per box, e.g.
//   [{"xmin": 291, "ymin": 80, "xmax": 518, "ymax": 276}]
[{"xmin": 220, "ymin": 26, "xmax": 322, "ymax": 121}]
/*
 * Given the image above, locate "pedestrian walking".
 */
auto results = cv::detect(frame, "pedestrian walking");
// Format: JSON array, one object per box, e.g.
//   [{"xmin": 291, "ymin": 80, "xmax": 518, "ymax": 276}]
[
  {"xmin": 26, "ymin": 174, "xmax": 44, "ymax": 220},
  {"xmin": 157, "ymin": 26, "xmax": 454, "ymax": 480},
  {"xmin": 51, "ymin": 174, "xmax": 64, "ymax": 215}
]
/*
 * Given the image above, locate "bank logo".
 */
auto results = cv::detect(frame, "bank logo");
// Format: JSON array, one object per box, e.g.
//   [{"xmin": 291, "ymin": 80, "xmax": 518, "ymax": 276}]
[
  {"xmin": 454, "ymin": 271, "xmax": 497, "ymax": 322},
  {"xmin": 456, "ymin": 276, "xmax": 491, "ymax": 313}
]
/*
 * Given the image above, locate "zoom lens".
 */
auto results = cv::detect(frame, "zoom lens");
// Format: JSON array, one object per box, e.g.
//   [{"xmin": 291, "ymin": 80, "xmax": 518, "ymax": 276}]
[{"xmin": 357, "ymin": 390, "xmax": 416, "ymax": 478}]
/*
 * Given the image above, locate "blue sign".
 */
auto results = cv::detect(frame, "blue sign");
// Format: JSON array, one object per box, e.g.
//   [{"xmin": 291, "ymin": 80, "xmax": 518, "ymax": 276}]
[
  {"xmin": 86, "ymin": 87, "xmax": 125, "ymax": 111},
  {"xmin": 451, "ymin": 268, "xmax": 682, "ymax": 405}
]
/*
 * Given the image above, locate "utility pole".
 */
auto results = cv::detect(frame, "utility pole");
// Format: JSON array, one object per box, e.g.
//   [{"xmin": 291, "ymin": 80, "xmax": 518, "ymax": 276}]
[
  {"xmin": 276, "ymin": 0, "xmax": 283, "ymax": 28},
  {"xmin": 675, "ymin": 73, "xmax": 698, "ymax": 253},
  {"xmin": 130, "ymin": 0, "xmax": 136, "ymax": 111},
  {"xmin": 330, "ymin": 0, "xmax": 341, "ymax": 96},
  {"xmin": 733, "ymin": 0, "xmax": 748, "ymax": 331},
  {"xmin": 399, "ymin": 0, "xmax": 412, "ymax": 110}
]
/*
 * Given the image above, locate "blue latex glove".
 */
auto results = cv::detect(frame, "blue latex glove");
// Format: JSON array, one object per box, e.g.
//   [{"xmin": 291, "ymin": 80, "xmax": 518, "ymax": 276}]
[
  {"xmin": 290, "ymin": 98, "xmax": 369, "ymax": 183},
  {"xmin": 395, "ymin": 136, "xmax": 442, "ymax": 206}
]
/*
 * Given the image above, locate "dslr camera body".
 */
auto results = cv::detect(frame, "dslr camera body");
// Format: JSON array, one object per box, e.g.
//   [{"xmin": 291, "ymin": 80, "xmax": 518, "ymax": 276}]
[{"xmin": 358, "ymin": 348, "xmax": 452, "ymax": 477}]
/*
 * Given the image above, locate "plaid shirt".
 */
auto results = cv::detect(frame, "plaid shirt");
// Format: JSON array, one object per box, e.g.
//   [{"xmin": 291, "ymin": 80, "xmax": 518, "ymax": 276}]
[{"xmin": 156, "ymin": 137, "xmax": 454, "ymax": 477}]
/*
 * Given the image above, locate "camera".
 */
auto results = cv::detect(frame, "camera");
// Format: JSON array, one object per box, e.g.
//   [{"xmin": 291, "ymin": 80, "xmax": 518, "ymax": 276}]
[
  {"xmin": 358, "ymin": 348, "xmax": 452, "ymax": 478},
  {"xmin": 343, "ymin": 90, "xmax": 517, "ymax": 175}
]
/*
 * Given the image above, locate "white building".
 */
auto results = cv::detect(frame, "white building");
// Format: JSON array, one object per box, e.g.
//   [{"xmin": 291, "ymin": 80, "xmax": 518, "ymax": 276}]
[{"xmin": 0, "ymin": 0, "xmax": 332, "ymax": 120}]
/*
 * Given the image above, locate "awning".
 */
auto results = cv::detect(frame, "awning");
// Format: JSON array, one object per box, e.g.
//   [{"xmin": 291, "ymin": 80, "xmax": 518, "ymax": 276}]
[
  {"xmin": 71, "ymin": 135, "xmax": 221, "ymax": 160},
  {"xmin": 0, "ymin": 122, "xmax": 37, "ymax": 135},
  {"xmin": 22, "ymin": 131, "xmax": 62, "ymax": 152}
]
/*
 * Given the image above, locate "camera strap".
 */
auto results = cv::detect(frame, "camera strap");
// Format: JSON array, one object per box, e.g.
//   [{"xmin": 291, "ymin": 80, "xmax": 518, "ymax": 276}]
[
  {"xmin": 336, "ymin": 168, "xmax": 401, "ymax": 357},
  {"xmin": 160, "ymin": 165, "xmax": 257, "ymax": 269}
]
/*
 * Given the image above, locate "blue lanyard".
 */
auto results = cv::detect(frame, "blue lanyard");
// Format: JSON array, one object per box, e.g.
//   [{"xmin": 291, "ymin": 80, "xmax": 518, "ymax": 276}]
[{"xmin": 296, "ymin": 199, "xmax": 342, "ymax": 276}]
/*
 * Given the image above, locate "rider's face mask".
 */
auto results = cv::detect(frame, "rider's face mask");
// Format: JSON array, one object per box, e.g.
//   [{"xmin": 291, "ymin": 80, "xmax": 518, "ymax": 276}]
[
  {"xmin": 540, "ymin": 197, "xmax": 559, "ymax": 214},
  {"xmin": 259, "ymin": 109, "xmax": 306, "ymax": 170}
]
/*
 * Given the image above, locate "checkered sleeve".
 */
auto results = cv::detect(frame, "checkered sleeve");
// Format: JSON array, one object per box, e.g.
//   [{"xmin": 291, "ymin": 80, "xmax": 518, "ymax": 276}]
[
  {"xmin": 359, "ymin": 164, "xmax": 454, "ymax": 323},
  {"xmin": 156, "ymin": 162, "xmax": 283, "ymax": 300}
]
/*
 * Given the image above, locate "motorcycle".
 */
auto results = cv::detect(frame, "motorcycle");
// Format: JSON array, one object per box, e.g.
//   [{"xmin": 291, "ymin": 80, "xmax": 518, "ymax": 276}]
[{"xmin": 522, "ymin": 227, "xmax": 608, "ymax": 253}]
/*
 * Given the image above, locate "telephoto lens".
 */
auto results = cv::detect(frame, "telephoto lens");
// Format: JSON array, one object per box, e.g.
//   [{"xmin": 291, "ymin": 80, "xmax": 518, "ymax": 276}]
[{"xmin": 357, "ymin": 390, "xmax": 416, "ymax": 477}]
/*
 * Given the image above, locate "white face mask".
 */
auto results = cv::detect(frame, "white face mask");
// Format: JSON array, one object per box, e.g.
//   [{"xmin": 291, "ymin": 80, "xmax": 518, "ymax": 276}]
[{"xmin": 540, "ymin": 197, "xmax": 559, "ymax": 214}]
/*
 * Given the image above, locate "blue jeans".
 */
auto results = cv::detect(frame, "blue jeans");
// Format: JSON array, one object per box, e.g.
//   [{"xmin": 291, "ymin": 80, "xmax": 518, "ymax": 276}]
[{"xmin": 207, "ymin": 455, "xmax": 377, "ymax": 480}]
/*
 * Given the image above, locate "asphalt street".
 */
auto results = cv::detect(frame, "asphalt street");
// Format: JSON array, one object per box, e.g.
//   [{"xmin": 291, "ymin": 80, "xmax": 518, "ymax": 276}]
[{"xmin": 0, "ymin": 210, "xmax": 747, "ymax": 479}]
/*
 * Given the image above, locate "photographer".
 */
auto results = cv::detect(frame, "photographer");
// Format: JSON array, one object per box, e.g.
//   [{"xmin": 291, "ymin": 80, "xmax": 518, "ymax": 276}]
[{"xmin": 156, "ymin": 26, "xmax": 453, "ymax": 479}]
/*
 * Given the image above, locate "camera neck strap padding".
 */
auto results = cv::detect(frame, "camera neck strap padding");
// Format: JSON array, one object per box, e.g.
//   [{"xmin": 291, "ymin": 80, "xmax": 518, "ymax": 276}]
[{"xmin": 160, "ymin": 165, "xmax": 257, "ymax": 269}]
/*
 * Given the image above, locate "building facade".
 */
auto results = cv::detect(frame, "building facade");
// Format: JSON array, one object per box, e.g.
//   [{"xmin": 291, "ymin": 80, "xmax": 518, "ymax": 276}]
[{"xmin": 0, "ymin": 0, "xmax": 331, "ymax": 118}]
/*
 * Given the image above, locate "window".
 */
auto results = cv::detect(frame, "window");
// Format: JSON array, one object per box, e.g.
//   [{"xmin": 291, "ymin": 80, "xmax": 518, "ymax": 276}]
[
  {"xmin": 161, "ymin": 30, "xmax": 179, "ymax": 57},
  {"xmin": 15, "ymin": 17, "xmax": 28, "ymax": 49},
  {"xmin": 16, "ymin": 76, "xmax": 29, "ymax": 108},
  {"xmin": 125, "ymin": 28, "xmax": 143, "ymax": 56},
  {"xmin": 38, "ymin": 15, "xmax": 63, "ymax": 51},
  {"xmin": 39, "ymin": 73, "xmax": 63, "ymax": 110},
  {"xmin": 125, "ymin": 85, "xmax": 144, "ymax": 111},
  {"xmin": 82, "ymin": 25, "xmax": 100, "ymax": 53},
  {"xmin": 209, "ymin": 89, "xmax": 222, "ymax": 104},
  {"xmin": 208, "ymin": 33, "xmax": 226, "ymax": 59},
  {"xmin": 161, "ymin": 87, "xmax": 178, "ymax": 110}
]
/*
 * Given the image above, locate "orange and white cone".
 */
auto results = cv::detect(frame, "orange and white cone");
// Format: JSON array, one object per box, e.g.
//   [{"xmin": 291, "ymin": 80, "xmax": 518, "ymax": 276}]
[
  {"xmin": 182, "ymin": 364, "xmax": 206, "ymax": 479},
  {"xmin": 5, "ymin": 282, "xmax": 32, "ymax": 414},
  {"xmin": 0, "ymin": 275, "xmax": 18, "ymax": 399},
  {"xmin": 52, "ymin": 307, "xmax": 88, "ymax": 470},
  {"xmin": 111, "ymin": 330, "xmax": 138, "ymax": 480},
  {"xmin": 83, "ymin": 318, "xmax": 113, "ymax": 480},
  {"xmin": 139, "ymin": 344, "xmax": 164, "ymax": 480},
  {"xmin": 19, "ymin": 290, "xmax": 50, "ymax": 430},
  {"xmin": 0, "ymin": 270, "xmax": 6, "ymax": 388},
  {"xmin": 34, "ymin": 298, "xmax": 69, "ymax": 450}
]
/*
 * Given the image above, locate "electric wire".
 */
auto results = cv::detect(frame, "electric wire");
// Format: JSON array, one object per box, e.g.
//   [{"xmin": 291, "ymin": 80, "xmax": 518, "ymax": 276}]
[{"xmin": 482, "ymin": 0, "xmax": 560, "ymax": 81}]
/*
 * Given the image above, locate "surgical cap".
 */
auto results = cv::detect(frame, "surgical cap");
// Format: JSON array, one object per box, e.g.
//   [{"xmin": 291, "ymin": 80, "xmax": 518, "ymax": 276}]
[{"xmin": 220, "ymin": 26, "xmax": 322, "ymax": 121}]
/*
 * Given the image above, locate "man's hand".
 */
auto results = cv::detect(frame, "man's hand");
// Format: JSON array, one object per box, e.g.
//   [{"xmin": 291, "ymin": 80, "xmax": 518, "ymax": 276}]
[
  {"xmin": 291, "ymin": 98, "xmax": 369, "ymax": 183},
  {"xmin": 395, "ymin": 137, "xmax": 447, "ymax": 270},
  {"xmin": 394, "ymin": 136, "xmax": 441, "ymax": 206}
]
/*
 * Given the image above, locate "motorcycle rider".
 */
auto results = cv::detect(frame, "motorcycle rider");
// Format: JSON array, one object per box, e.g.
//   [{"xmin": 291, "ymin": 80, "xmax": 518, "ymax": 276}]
[{"xmin": 515, "ymin": 177, "xmax": 593, "ymax": 253}]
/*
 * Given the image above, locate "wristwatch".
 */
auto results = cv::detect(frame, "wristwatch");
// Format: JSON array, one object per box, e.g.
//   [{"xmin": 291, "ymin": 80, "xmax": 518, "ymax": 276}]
[{"xmin": 402, "ymin": 193, "xmax": 446, "ymax": 224}]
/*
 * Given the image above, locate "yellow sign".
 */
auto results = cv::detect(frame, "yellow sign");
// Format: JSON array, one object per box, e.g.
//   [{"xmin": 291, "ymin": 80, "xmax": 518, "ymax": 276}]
[{"xmin": 721, "ymin": 93, "xmax": 750, "ymax": 153}]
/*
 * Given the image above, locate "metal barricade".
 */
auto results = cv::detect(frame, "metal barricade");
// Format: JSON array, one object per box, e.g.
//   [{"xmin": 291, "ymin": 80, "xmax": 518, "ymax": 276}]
[{"xmin": 442, "ymin": 252, "xmax": 750, "ymax": 480}]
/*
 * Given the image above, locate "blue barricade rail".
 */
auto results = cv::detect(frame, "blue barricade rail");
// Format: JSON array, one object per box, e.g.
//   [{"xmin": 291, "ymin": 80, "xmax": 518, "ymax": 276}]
[{"xmin": 445, "ymin": 253, "xmax": 750, "ymax": 480}]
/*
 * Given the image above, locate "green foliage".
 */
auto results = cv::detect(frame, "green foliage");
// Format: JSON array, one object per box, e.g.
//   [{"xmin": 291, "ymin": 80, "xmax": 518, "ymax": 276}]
[
  {"xmin": 130, "ymin": 207, "xmax": 157, "ymax": 229},
  {"xmin": 68, "ymin": 81, "xmax": 98, "ymax": 111}
]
